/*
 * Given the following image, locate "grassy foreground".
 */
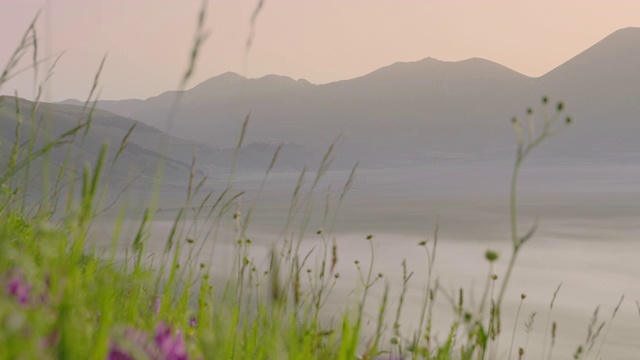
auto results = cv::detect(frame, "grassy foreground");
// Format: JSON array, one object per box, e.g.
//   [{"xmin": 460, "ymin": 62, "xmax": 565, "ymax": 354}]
[{"xmin": 0, "ymin": 101, "xmax": 576, "ymax": 360}]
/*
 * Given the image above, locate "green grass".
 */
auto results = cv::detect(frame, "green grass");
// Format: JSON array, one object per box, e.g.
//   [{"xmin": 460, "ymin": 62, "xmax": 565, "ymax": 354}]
[{"xmin": 0, "ymin": 5, "xmax": 629, "ymax": 360}]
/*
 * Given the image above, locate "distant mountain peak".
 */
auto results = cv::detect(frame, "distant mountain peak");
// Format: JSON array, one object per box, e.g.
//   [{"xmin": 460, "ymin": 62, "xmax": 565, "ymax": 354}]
[
  {"xmin": 186, "ymin": 72, "xmax": 246, "ymax": 93},
  {"xmin": 606, "ymin": 26, "xmax": 640, "ymax": 38},
  {"xmin": 540, "ymin": 26, "xmax": 640, "ymax": 80},
  {"xmin": 216, "ymin": 71, "xmax": 245, "ymax": 80},
  {"xmin": 251, "ymin": 74, "xmax": 313, "ymax": 86},
  {"xmin": 350, "ymin": 55, "xmax": 528, "ymax": 84},
  {"xmin": 591, "ymin": 26, "xmax": 640, "ymax": 48},
  {"xmin": 416, "ymin": 56, "xmax": 441, "ymax": 63},
  {"xmin": 188, "ymin": 72, "xmax": 314, "ymax": 93},
  {"xmin": 458, "ymin": 57, "xmax": 494, "ymax": 64},
  {"xmin": 254, "ymin": 74, "xmax": 296, "ymax": 82}
]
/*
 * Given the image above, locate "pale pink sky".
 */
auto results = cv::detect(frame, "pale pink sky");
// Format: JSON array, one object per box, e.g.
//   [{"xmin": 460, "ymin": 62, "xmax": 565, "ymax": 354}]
[{"xmin": 1, "ymin": 0, "xmax": 639, "ymax": 101}]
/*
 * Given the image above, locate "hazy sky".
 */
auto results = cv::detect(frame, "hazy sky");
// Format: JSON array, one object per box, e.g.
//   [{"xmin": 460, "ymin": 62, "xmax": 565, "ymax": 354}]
[{"xmin": 1, "ymin": 0, "xmax": 639, "ymax": 101}]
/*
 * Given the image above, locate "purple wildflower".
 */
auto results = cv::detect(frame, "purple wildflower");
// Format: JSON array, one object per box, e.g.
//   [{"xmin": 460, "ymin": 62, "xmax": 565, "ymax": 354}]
[
  {"xmin": 154, "ymin": 322, "xmax": 188, "ymax": 360},
  {"xmin": 107, "ymin": 346, "xmax": 134, "ymax": 360},
  {"xmin": 7, "ymin": 275, "xmax": 30, "ymax": 305},
  {"xmin": 188, "ymin": 317, "xmax": 197, "ymax": 328}
]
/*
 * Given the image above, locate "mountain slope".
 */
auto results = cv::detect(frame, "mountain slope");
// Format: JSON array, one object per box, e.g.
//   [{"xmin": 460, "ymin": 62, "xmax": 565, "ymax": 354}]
[
  {"xmin": 532, "ymin": 27, "xmax": 640, "ymax": 158},
  {"xmin": 0, "ymin": 96, "xmax": 207, "ymax": 191}
]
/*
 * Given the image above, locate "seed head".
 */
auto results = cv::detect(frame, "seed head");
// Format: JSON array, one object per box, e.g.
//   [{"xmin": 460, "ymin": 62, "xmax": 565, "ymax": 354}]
[
  {"xmin": 491, "ymin": 274, "xmax": 498, "ymax": 281},
  {"xmin": 485, "ymin": 250, "xmax": 499, "ymax": 262},
  {"xmin": 366, "ymin": 234, "xmax": 373, "ymax": 240},
  {"xmin": 464, "ymin": 312, "xmax": 473, "ymax": 322},
  {"xmin": 542, "ymin": 96, "xmax": 549, "ymax": 104},
  {"xmin": 556, "ymin": 102, "xmax": 564, "ymax": 112},
  {"xmin": 521, "ymin": 293, "xmax": 526, "ymax": 300}
]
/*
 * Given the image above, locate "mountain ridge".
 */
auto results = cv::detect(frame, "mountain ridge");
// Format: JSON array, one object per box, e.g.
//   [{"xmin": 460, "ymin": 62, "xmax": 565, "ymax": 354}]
[
  {"xmin": 59, "ymin": 26, "xmax": 640, "ymax": 104},
  {"xmin": 57, "ymin": 27, "xmax": 640, "ymax": 168}
]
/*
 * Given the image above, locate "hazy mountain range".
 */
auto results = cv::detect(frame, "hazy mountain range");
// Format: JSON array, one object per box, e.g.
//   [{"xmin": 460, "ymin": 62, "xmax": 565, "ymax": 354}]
[
  {"xmin": 0, "ymin": 97, "xmax": 321, "ymax": 193},
  {"xmin": 53, "ymin": 27, "xmax": 640, "ymax": 169},
  {"xmin": 0, "ymin": 97, "xmax": 202, "ymax": 190}
]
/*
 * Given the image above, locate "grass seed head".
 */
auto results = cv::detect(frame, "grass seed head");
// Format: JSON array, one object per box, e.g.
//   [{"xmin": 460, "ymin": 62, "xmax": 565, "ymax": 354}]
[{"xmin": 485, "ymin": 250, "xmax": 499, "ymax": 262}]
